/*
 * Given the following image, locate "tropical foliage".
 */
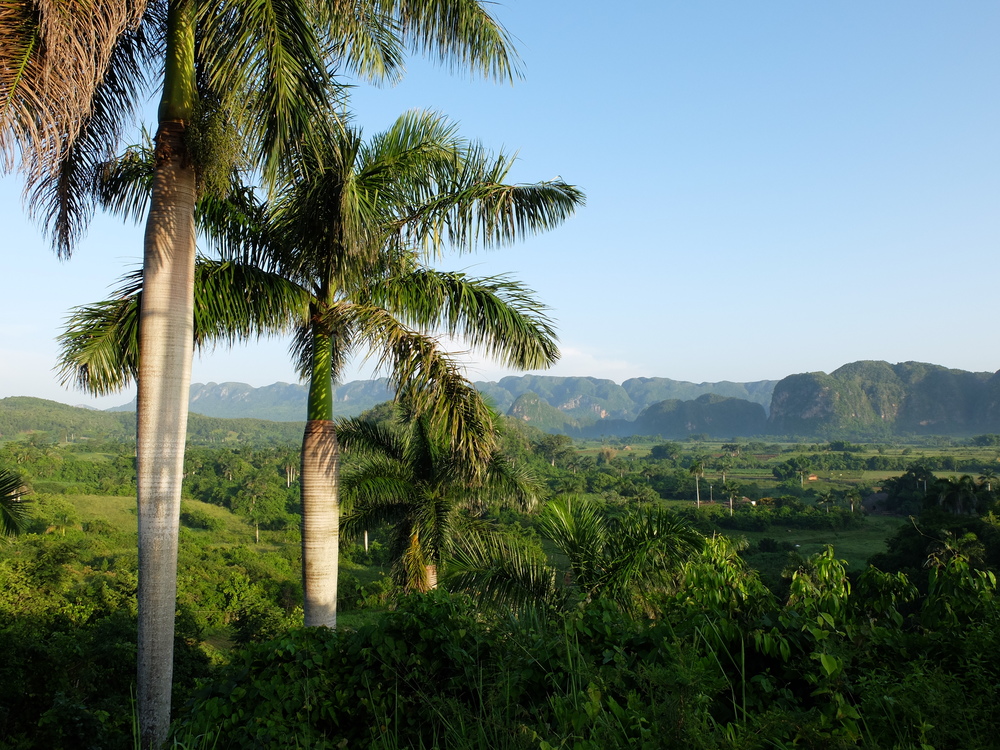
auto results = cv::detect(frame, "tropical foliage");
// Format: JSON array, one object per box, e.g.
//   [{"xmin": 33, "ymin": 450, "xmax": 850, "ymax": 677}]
[
  {"xmin": 339, "ymin": 409, "xmax": 540, "ymax": 592},
  {"xmin": 0, "ymin": 468, "xmax": 29, "ymax": 538},
  {"xmin": 447, "ymin": 495, "xmax": 702, "ymax": 615},
  {"xmin": 58, "ymin": 109, "xmax": 582, "ymax": 632},
  {"xmin": 3, "ymin": 1, "xmax": 533, "ymax": 744}
]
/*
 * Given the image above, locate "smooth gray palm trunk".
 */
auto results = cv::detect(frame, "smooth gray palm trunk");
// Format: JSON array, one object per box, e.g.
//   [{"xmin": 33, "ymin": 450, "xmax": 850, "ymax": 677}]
[
  {"xmin": 136, "ymin": 121, "xmax": 197, "ymax": 750},
  {"xmin": 301, "ymin": 420, "xmax": 340, "ymax": 627}
]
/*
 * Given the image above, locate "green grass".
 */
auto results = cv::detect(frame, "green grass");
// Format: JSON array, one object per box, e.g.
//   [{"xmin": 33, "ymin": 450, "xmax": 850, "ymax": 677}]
[
  {"xmin": 72, "ymin": 494, "xmax": 137, "ymax": 530},
  {"xmin": 732, "ymin": 515, "xmax": 906, "ymax": 571}
]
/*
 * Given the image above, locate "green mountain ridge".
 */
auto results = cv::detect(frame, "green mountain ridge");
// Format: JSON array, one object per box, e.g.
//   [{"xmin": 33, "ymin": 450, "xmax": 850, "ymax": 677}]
[{"xmin": 10, "ymin": 361, "xmax": 1000, "ymax": 440}]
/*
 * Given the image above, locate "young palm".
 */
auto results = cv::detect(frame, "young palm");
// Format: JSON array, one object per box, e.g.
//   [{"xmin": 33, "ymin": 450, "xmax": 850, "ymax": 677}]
[
  {"xmin": 338, "ymin": 410, "xmax": 539, "ymax": 592},
  {"xmin": 60, "ymin": 110, "xmax": 583, "ymax": 629},
  {"xmin": 4, "ymin": 3, "xmax": 522, "ymax": 744},
  {"xmin": 448, "ymin": 495, "xmax": 702, "ymax": 616}
]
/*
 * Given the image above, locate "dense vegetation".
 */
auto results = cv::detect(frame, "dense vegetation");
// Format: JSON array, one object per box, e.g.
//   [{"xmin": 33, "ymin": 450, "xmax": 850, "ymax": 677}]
[{"xmin": 4, "ymin": 401, "xmax": 1000, "ymax": 748}]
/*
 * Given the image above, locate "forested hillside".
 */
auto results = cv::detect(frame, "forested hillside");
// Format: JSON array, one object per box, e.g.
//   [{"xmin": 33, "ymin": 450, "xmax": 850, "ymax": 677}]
[
  {"xmin": 768, "ymin": 361, "xmax": 1000, "ymax": 437},
  {"xmin": 34, "ymin": 360, "xmax": 1000, "ymax": 439}
]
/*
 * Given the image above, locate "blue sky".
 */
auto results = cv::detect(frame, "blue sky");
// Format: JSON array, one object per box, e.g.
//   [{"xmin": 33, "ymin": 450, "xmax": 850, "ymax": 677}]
[{"xmin": 3, "ymin": 1, "xmax": 998, "ymax": 409}]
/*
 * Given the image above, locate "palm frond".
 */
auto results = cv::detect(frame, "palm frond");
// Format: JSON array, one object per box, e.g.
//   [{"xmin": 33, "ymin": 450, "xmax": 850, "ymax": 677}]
[
  {"xmin": 475, "ymin": 450, "xmax": 541, "ymax": 512},
  {"xmin": 538, "ymin": 495, "xmax": 610, "ymax": 597},
  {"xmin": 0, "ymin": 468, "xmax": 30, "ymax": 537},
  {"xmin": 341, "ymin": 476, "xmax": 413, "ymax": 531},
  {"xmin": 396, "ymin": 144, "xmax": 585, "ymax": 253},
  {"xmin": 0, "ymin": 0, "xmax": 147, "ymax": 183},
  {"xmin": 196, "ymin": 179, "xmax": 273, "ymax": 265},
  {"xmin": 602, "ymin": 508, "xmax": 702, "ymax": 607},
  {"xmin": 445, "ymin": 531, "xmax": 558, "ymax": 612},
  {"xmin": 57, "ymin": 275, "xmax": 142, "ymax": 395},
  {"xmin": 20, "ymin": 15, "xmax": 154, "ymax": 257},
  {"xmin": 319, "ymin": 1, "xmax": 404, "ymax": 83},
  {"xmin": 372, "ymin": 268, "xmax": 559, "ymax": 370},
  {"xmin": 93, "ymin": 136, "xmax": 156, "ymax": 225},
  {"xmin": 197, "ymin": 0, "xmax": 335, "ymax": 186},
  {"xmin": 193, "ymin": 259, "xmax": 310, "ymax": 348},
  {"xmin": 334, "ymin": 416, "xmax": 406, "ymax": 460},
  {"xmin": 58, "ymin": 259, "xmax": 308, "ymax": 394},
  {"xmin": 381, "ymin": 0, "xmax": 520, "ymax": 82},
  {"xmin": 349, "ymin": 303, "xmax": 497, "ymax": 468},
  {"xmin": 398, "ymin": 527, "xmax": 433, "ymax": 591}
]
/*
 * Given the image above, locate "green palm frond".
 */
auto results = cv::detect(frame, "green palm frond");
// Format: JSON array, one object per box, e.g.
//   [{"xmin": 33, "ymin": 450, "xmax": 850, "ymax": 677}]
[
  {"xmin": 446, "ymin": 531, "xmax": 558, "ymax": 611},
  {"xmin": 539, "ymin": 496, "xmax": 608, "ymax": 593},
  {"xmin": 380, "ymin": 0, "xmax": 519, "ymax": 81},
  {"xmin": 335, "ymin": 416, "xmax": 406, "ymax": 460},
  {"xmin": 57, "ymin": 279, "xmax": 142, "ymax": 395},
  {"xmin": 347, "ymin": 303, "xmax": 496, "ymax": 465},
  {"xmin": 341, "ymin": 483, "xmax": 413, "ymax": 534},
  {"xmin": 0, "ymin": 468, "xmax": 30, "ymax": 537},
  {"xmin": 410, "ymin": 489, "xmax": 457, "ymax": 560},
  {"xmin": 197, "ymin": 0, "xmax": 334, "ymax": 185},
  {"xmin": 402, "ymin": 144, "xmax": 585, "ymax": 253},
  {"xmin": 58, "ymin": 259, "xmax": 308, "ymax": 394},
  {"xmin": 196, "ymin": 180, "xmax": 273, "ymax": 266},
  {"xmin": 94, "ymin": 135, "xmax": 156, "ymax": 225},
  {"xmin": 475, "ymin": 450, "xmax": 541, "ymax": 511},
  {"xmin": 372, "ymin": 268, "xmax": 559, "ymax": 370},
  {"xmin": 601, "ymin": 508, "xmax": 702, "ymax": 608},
  {"xmin": 193, "ymin": 259, "xmax": 309, "ymax": 347}
]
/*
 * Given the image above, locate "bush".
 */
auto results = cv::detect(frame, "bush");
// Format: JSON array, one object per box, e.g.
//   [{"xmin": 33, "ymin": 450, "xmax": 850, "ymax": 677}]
[{"xmin": 180, "ymin": 505, "xmax": 224, "ymax": 532}]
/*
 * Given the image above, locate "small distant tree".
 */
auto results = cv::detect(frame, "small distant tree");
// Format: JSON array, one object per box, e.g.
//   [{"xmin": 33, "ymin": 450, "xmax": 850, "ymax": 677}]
[
  {"xmin": 231, "ymin": 469, "xmax": 288, "ymax": 543},
  {"xmin": 649, "ymin": 442, "xmax": 681, "ymax": 461},
  {"xmin": 535, "ymin": 434, "xmax": 574, "ymax": 467}
]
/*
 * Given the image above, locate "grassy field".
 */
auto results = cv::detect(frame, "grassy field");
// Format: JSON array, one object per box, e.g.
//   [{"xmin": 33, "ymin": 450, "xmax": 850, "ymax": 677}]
[{"xmin": 733, "ymin": 515, "xmax": 906, "ymax": 571}]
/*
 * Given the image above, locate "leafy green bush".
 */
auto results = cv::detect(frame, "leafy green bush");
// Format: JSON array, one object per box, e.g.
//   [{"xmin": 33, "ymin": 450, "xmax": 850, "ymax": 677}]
[{"xmin": 180, "ymin": 505, "xmax": 224, "ymax": 532}]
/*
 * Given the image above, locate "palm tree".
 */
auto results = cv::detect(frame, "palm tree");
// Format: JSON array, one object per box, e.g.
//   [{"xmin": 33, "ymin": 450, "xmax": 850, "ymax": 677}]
[
  {"xmin": 0, "ymin": 468, "xmax": 30, "ymax": 538},
  {"xmin": 845, "ymin": 487, "xmax": 862, "ymax": 513},
  {"xmin": 723, "ymin": 481, "xmax": 741, "ymax": 516},
  {"xmin": 448, "ymin": 495, "xmax": 702, "ymax": 616},
  {"xmin": 453, "ymin": 496, "xmax": 703, "ymax": 614},
  {"xmin": 815, "ymin": 489, "xmax": 834, "ymax": 514},
  {"xmin": 338, "ymin": 409, "xmax": 539, "ymax": 592},
  {"xmin": 689, "ymin": 461, "xmax": 704, "ymax": 508},
  {"xmin": 3, "ymin": 4, "xmax": 522, "ymax": 743},
  {"xmin": 932, "ymin": 475, "xmax": 978, "ymax": 515},
  {"xmin": 978, "ymin": 468, "xmax": 996, "ymax": 493},
  {"xmin": 59, "ymin": 111, "xmax": 582, "ymax": 632}
]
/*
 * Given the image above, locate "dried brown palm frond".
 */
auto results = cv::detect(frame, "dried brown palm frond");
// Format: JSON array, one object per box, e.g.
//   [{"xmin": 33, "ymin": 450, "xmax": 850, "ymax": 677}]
[{"xmin": 0, "ymin": 0, "xmax": 147, "ymax": 180}]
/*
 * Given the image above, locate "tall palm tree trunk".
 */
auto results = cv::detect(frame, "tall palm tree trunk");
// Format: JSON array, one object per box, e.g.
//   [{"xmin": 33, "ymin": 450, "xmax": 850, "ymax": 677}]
[
  {"xmin": 301, "ymin": 327, "xmax": 340, "ymax": 627},
  {"xmin": 136, "ymin": 3, "xmax": 197, "ymax": 747}
]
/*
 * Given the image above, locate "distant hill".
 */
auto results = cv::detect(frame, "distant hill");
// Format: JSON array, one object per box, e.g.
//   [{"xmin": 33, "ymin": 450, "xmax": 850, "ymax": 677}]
[
  {"xmin": 477, "ymin": 375, "xmax": 776, "ymax": 419},
  {"xmin": 26, "ymin": 361, "xmax": 1000, "ymax": 440},
  {"xmin": 1, "ymin": 397, "xmax": 302, "ymax": 446},
  {"xmin": 106, "ymin": 374, "xmax": 777, "ymax": 427},
  {"xmin": 634, "ymin": 394, "xmax": 768, "ymax": 438},
  {"xmin": 768, "ymin": 361, "xmax": 1000, "ymax": 437},
  {"xmin": 111, "ymin": 380, "xmax": 394, "ymax": 422},
  {"xmin": 0, "ymin": 397, "xmax": 134, "ymax": 441},
  {"xmin": 109, "ymin": 374, "xmax": 778, "ymax": 426}
]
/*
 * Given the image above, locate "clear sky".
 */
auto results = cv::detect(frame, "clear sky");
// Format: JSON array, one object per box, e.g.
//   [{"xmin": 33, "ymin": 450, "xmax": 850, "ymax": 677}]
[{"xmin": 3, "ymin": 1, "xmax": 998, "ymax": 409}]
